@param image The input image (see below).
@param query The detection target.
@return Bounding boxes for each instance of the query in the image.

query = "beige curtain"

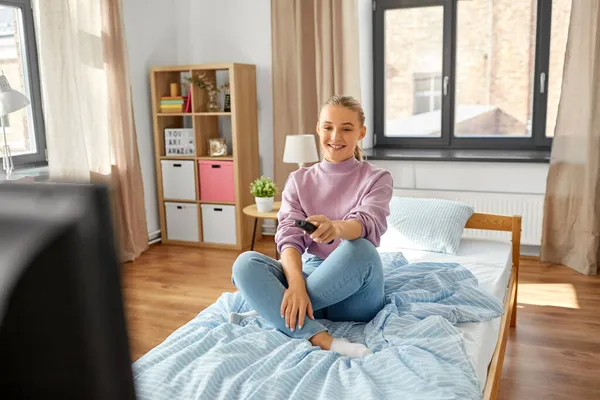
[32,0,148,262]
[541,0,600,275]
[271,0,361,191]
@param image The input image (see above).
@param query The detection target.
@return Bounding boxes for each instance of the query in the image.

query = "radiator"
[392,189,545,246]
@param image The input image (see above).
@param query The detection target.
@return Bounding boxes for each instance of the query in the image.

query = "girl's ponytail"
[354,145,363,161]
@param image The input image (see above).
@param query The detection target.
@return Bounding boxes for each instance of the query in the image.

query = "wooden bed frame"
[466,213,521,400]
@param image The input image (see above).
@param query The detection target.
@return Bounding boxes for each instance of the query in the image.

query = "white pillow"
[380,197,475,255]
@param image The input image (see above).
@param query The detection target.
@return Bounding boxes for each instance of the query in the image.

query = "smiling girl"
[231,95,393,358]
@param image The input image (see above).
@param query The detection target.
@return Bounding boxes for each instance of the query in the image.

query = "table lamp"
[0,73,30,180]
[283,134,319,168]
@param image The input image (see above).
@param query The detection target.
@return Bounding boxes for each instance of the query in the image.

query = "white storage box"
[161,160,196,200]
[165,202,199,242]
[201,204,237,245]
[165,128,195,156]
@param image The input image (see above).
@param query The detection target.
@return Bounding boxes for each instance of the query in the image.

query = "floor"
[122,237,600,400]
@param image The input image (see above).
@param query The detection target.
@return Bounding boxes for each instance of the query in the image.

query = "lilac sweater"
[275,157,393,259]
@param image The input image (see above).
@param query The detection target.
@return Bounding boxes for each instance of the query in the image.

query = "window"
[373,0,572,150]
[413,73,442,115]
[0,0,45,167]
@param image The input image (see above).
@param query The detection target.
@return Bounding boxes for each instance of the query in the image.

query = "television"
[0,182,136,399]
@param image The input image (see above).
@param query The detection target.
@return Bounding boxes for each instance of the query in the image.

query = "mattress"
[379,237,513,390]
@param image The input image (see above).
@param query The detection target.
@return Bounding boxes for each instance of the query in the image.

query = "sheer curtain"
[541,0,600,275]
[271,0,361,191]
[32,0,148,262]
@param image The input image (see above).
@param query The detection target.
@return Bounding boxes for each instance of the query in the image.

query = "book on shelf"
[159,94,191,113]
[185,91,192,113]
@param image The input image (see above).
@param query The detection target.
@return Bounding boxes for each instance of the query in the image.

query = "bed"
[468,213,520,400]
[132,212,520,400]
[386,212,521,400]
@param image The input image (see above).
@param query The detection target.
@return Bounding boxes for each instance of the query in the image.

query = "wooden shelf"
[159,156,234,161]
[197,156,234,161]
[156,112,231,117]
[157,112,193,117]
[163,198,197,203]
[198,200,235,205]
[159,156,196,160]
[151,63,259,250]
[195,112,231,116]
[151,62,255,73]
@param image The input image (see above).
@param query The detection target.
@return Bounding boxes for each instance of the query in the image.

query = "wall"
[123,0,179,237]
[124,0,273,237]
[125,0,273,237]
[177,0,273,180]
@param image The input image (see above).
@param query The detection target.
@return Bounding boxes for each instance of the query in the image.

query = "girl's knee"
[343,238,379,260]
[231,251,262,285]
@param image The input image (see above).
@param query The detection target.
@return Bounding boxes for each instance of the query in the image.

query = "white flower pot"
[255,196,274,213]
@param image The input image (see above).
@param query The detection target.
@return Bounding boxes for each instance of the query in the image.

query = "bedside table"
[243,201,281,259]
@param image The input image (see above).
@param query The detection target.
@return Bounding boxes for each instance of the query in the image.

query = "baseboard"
[520,245,540,257]
[148,230,161,244]
[262,220,276,236]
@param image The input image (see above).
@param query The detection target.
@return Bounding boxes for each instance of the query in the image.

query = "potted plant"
[186,73,230,112]
[250,176,278,212]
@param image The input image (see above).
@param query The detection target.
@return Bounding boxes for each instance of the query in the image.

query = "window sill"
[363,147,551,163]
[0,164,49,182]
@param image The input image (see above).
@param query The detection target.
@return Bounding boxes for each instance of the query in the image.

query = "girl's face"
[316,105,366,163]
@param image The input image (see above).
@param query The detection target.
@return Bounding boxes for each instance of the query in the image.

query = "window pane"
[433,95,441,111]
[0,5,36,156]
[433,76,442,91]
[414,75,431,92]
[385,6,443,137]
[546,0,571,138]
[414,97,430,115]
[454,0,536,138]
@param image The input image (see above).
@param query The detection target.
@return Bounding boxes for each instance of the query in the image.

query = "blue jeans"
[231,238,385,340]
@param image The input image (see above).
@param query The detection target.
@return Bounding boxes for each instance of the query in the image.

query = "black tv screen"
[0,182,136,399]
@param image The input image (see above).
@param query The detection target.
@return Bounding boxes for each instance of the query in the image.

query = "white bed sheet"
[379,238,513,390]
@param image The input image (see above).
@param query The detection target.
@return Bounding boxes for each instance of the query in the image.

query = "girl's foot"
[330,338,372,358]
[310,331,372,358]
[228,310,259,325]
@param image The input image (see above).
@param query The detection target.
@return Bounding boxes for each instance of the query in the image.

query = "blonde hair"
[322,95,366,161]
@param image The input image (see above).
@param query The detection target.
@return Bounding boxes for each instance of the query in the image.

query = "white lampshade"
[283,134,319,166]
[0,74,29,115]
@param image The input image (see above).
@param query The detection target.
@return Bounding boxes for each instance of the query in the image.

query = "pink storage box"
[198,160,235,203]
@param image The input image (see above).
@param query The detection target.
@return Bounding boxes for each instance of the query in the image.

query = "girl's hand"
[307,215,338,244]
[280,282,314,331]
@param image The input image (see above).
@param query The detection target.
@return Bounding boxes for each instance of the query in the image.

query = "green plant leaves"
[250,176,278,198]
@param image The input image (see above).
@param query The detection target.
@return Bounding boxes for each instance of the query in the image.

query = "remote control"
[294,220,334,244]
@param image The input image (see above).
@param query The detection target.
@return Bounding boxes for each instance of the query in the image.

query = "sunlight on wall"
[517,283,580,309]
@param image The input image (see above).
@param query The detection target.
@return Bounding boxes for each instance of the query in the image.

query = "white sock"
[228,310,259,325]
[330,338,372,358]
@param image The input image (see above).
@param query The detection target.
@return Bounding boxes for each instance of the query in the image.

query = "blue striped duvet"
[132,253,503,400]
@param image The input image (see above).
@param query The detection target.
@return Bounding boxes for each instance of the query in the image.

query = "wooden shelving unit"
[156,112,232,116]
[150,63,260,250]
